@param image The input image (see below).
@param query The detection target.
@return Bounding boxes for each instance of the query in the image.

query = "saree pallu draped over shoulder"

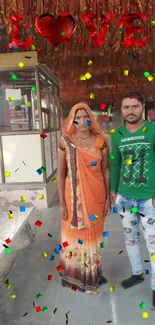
[58,102,107,292]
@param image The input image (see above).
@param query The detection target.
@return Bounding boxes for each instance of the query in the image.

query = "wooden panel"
[0,52,38,69]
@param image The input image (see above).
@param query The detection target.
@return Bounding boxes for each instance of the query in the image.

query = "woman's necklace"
[76,133,91,147]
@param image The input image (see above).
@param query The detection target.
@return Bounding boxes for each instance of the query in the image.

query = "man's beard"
[125,115,142,124]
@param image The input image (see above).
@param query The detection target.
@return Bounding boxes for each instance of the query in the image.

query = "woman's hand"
[104,199,111,217]
[60,203,68,220]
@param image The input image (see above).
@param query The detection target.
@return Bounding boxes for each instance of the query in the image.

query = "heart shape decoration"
[36,13,76,47]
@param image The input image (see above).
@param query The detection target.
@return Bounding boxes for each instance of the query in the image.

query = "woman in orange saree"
[57,102,110,294]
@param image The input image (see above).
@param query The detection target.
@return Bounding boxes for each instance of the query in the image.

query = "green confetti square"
[100,242,105,248]
[144,71,150,77]
[36,293,42,299]
[131,206,138,213]
[109,153,115,160]
[40,166,46,172]
[60,30,65,36]
[32,85,36,91]
[85,83,88,88]
[42,307,48,312]
[139,302,146,309]
[5,247,12,254]
[11,74,18,81]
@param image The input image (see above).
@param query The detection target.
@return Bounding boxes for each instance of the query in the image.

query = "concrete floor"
[0,197,155,325]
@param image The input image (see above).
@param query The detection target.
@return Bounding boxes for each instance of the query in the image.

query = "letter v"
[81,13,116,47]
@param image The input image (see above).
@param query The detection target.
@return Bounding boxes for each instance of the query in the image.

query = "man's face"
[121,97,144,124]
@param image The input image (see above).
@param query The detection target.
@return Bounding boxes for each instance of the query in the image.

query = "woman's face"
[74,109,90,131]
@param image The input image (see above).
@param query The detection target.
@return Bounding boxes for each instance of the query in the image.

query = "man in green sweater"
[110,91,155,307]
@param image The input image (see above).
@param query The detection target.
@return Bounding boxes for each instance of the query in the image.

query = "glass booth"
[0,53,61,193]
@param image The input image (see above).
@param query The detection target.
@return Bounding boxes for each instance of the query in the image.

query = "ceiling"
[0,0,155,106]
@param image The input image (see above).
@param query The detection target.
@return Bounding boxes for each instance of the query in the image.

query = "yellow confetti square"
[125,158,132,165]
[142,126,148,133]
[95,215,99,220]
[87,60,93,66]
[38,194,44,200]
[147,75,154,81]
[26,102,31,107]
[9,96,14,102]
[124,70,129,76]
[10,293,16,298]
[110,129,116,134]
[52,178,57,183]
[142,312,149,319]
[4,171,10,177]
[21,196,26,202]
[109,285,115,292]
[151,20,155,26]
[30,45,36,50]
[80,75,86,80]
[18,61,24,68]
[90,93,95,99]
[152,254,155,261]
[6,284,11,289]
[42,252,48,258]
[85,72,92,80]
[8,213,14,219]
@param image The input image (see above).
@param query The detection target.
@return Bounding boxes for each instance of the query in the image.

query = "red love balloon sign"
[35,13,76,47]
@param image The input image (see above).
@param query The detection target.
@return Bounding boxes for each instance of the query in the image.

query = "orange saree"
[58,103,108,292]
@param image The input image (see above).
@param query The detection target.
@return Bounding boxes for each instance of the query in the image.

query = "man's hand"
[110,192,118,203]
[152,198,155,209]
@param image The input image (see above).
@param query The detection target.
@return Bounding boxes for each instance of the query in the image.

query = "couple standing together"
[57,91,155,306]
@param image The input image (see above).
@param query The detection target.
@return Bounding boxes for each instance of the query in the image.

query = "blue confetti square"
[91,161,97,166]
[113,207,119,213]
[78,239,83,244]
[86,120,91,126]
[57,244,62,251]
[49,255,55,260]
[131,54,135,60]
[48,233,52,237]
[20,206,25,212]
[103,231,109,237]
[12,46,18,51]
[144,269,149,275]
[54,248,60,254]
[73,120,78,124]
[89,214,96,221]
[36,168,42,175]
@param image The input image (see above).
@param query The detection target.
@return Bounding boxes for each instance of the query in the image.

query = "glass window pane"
[48,85,56,129]
[0,69,39,132]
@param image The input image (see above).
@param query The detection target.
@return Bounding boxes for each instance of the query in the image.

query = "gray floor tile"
[0,203,155,325]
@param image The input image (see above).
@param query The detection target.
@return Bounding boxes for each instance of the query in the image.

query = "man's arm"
[110,134,121,194]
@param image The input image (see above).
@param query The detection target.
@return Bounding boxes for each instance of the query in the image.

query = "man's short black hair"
[122,91,145,105]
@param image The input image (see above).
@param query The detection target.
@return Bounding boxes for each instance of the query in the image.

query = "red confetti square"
[71,286,77,291]
[24,24,29,29]
[56,265,63,272]
[40,132,47,139]
[37,48,41,52]
[5,238,11,244]
[100,103,106,110]
[48,275,53,280]
[62,241,69,248]
[78,36,83,41]
[35,220,42,227]
[36,306,41,312]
